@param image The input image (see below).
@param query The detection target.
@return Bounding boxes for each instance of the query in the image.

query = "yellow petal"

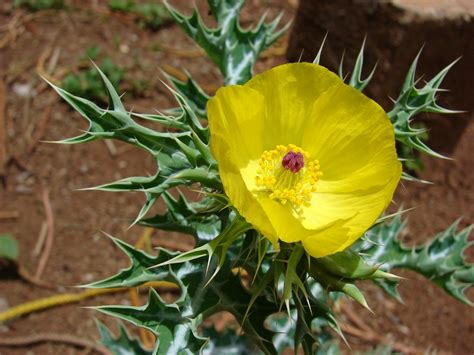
[297,82,402,232]
[256,196,350,243]
[207,85,266,166]
[302,174,400,258]
[301,83,399,193]
[207,85,278,245]
[240,160,349,244]
[246,63,341,148]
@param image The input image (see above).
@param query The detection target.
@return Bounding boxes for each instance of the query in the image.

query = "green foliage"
[203,327,256,355]
[163,72,210,117]
[62,49,124,104]
[314,36,376,92]
[97,320,152,355]
[89,235,281,354]
[108,0,135,11]
[327,40,458,181]
[134,3,172,30]
[109,0,172,30]
[165,0,289,85]
[334,41,459,167]
[140,191,223,246]
[397,122,428,168]
[98,319,257,355]
[13,0,63,11]
[50,62,222,227]
[85,229,363,354]
[338,38,376,92]
[96,289,209,354]
[388,51,460,160]
[359,215,473,305]
[0,234,18,262]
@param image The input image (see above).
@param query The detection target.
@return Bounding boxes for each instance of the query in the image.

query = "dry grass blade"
[0,80,7,180]
[0,333,110,354]
[0,210,19,220]
[34,189,55,281]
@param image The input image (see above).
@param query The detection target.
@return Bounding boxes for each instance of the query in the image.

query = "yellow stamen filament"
[255,144,322,208]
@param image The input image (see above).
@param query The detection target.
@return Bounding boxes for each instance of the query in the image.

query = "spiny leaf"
[160,82,209,141]
[91,61,125,111]
[338,38,376,91]
[140,191,222,246]
[150,214,251,285]
[388,51,461,161]
[163,71,210,118]
[84,236,176,288]
[131,111,189,131]
[89,233,281,354]
[203,327,257,355]
[96,319,152,355]
[361,215,474,305]
[81,149,221,225]
[401,170,433,184]
[268,311,297,353]
[94,289,208,355]
[267,293,343,355]
[165,0,289,85]
[282,245,310,315]
[46,76,189,155]
[308,263,371,311]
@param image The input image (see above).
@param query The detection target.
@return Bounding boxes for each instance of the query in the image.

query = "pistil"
[282,151,304,173]
[255,144,322,208]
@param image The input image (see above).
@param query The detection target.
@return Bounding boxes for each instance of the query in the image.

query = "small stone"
[13,82,35,98]
[0,296,9,311]
[16,171,30,183]
[119,44,130,54]
[15,185,33,193]
[79,164,89,174]
[82,273,95,283]
[120,299,131,306]
[92,233,101,242]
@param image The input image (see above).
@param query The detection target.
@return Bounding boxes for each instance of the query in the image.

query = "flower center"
[255,144,322,208]
[282,151,304,173]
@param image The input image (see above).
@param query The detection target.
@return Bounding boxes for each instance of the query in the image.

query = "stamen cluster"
[255,144,322,208]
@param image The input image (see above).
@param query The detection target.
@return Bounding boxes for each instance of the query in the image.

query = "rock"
[0,296,9,311]
[12,82,35,98]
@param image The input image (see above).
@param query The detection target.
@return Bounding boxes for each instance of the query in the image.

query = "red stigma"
[282,151,304,173]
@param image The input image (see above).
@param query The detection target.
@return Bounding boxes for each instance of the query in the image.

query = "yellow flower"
[207,63,401,258]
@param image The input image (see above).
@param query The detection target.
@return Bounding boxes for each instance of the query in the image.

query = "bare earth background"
[0,0,473,354]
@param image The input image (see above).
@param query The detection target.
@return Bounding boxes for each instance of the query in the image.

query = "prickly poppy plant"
[47,1,473,354]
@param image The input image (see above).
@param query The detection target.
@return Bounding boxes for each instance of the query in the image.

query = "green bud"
[308,263,371,311]
[314,249,378,279]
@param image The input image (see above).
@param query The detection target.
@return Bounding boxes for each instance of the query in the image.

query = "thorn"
[285,299,291,320]
[297,48,305,63]
[313,32,328,65]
